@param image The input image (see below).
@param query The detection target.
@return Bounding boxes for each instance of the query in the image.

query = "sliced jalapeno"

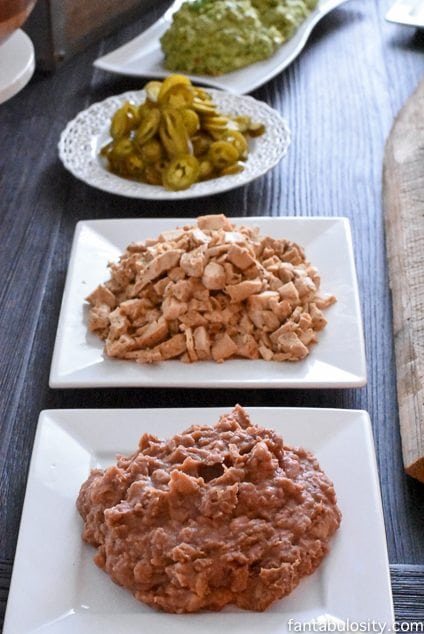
[100,141,114,158]
[163,84,194,109]
[208,140,239,169]
[125,153,145,178]
[191,132,212,156]
[202,114,230,139]
[111,138,134,158]
[144,81,162,103]
[138,100,155,118]
[100,74,265,192]
[192,90,218,115]
[158,74,192,104]
[248,121,266,137]
[220,161,244,176]
[144,163,163,185]
[110,102,137,140]
[181,108,200,136]
[198,158,215,180]
[162,155,200,191]
[140,139,163,163]
[222,130,249,160]
[233,115,251,133]
[159,108,191,157]
[126,103,141,128]
[134,108,161,148]
[158,75,194,109]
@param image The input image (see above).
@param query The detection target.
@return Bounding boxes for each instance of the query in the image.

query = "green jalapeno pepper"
[134,108,161,148]
[162,154,200,190]
[208,140,239,169]
[159,108,191,157]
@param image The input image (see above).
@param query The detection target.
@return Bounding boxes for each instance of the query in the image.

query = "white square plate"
[4,407,394,633]
[49,217,366,388]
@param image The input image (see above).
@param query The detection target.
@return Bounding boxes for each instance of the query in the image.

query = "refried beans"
[77,406,341,613]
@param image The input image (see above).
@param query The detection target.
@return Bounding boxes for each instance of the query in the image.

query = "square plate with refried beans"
[3,407,393,633]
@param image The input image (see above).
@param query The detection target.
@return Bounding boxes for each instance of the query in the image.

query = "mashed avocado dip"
[160,0,318,76]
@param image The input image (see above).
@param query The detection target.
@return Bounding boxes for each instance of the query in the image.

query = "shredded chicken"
[86,215,336,363]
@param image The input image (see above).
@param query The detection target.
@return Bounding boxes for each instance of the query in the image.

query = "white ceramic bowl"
[0,0,37,47]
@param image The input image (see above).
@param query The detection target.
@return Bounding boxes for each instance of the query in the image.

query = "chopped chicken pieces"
[202,261,226,290]
[86,215,336,363]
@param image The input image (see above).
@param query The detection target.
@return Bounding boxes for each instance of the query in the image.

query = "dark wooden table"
[1,0,423,628]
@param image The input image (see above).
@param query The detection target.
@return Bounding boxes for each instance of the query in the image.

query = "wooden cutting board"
[383,78,424,483]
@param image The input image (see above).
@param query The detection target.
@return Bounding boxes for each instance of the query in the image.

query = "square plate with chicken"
[49,216,366,388]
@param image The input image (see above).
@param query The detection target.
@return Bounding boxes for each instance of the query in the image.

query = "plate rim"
[49,215,367,389]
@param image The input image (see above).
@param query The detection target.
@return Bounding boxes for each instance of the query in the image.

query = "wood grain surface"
[384,79,424,483]
[0,0,424,628]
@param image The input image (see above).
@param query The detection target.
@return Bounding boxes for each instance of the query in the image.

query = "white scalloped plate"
[94,0,351,94]
[58,89,290,200]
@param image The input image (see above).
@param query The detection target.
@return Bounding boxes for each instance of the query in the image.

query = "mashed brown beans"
[77,406,341,613]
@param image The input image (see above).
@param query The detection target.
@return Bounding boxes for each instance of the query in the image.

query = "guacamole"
[160,0,318,76]
[252,0,318,41]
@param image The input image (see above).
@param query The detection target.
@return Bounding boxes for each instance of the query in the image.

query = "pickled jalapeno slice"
[163,155,200,190]
[191,132,212,156]
[158,74,192,103]
[144,163,163,185]
[159,108,191,157]
[158,75,194,109]
[181,108,200,136]
[140,139,163,163]
[110,102,137,140]
[220,161,244,176]
[144,81,162,103]
[125,154,145,177]
[209,140,239,169]
[248,121,266,137]
[198,158,215,180]
[99,74,266,191]
[135,108,161,148]
[223,130,249,160]
[111,138,134,158]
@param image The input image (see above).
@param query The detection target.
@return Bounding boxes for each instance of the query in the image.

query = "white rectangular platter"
[49,216,366,388]
[3,407,393,633]
[94,0,351,94]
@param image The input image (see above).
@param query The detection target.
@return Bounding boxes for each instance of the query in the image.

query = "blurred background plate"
[0,0,37,103]
[0,30,35,104]
[386,0,424,27]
